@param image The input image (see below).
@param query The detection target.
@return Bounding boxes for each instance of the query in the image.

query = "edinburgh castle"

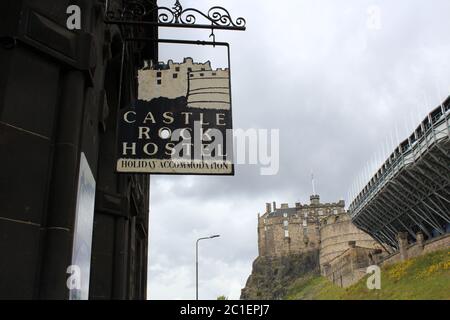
[241,194,382,299]
[257,195,379,261]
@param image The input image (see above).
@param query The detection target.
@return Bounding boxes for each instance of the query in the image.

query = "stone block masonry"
[319,213,381,271]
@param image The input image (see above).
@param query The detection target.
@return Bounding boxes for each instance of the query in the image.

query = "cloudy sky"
[147,0,450,300]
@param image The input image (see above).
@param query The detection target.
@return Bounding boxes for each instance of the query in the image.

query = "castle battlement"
[319,212,351,228]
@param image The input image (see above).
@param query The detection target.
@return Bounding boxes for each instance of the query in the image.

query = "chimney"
[265,203,271,213]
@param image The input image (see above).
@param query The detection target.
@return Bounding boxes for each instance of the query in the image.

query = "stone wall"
[381,233,450,266]
[321,244,385,288]
[322,232,450,288]
[319,213,381,270]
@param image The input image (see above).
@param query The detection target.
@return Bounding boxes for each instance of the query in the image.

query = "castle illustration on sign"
[138,57,231,110]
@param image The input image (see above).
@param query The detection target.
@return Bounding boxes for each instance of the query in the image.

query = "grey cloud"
[148,0,450,299]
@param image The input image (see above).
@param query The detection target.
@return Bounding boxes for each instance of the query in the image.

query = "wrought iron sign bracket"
[105,0,246,44]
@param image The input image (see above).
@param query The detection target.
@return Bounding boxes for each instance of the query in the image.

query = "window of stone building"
[284,230,289,238]
[318,210,323,216]
[156,71,162,78]
[173,73,178,79]
[303,220,307,227]
[264,219,267,224]
[188,67,192,72]
[175,67,180,72]
[304,212,308,218]
[333,209,338,215]
[264,226,267,232]
[283,220,288,227]
[157,79,162,85]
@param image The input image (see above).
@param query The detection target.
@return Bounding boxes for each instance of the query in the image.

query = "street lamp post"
[196,235,220,300]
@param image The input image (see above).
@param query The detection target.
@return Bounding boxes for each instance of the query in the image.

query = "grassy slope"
[285,249,450,300]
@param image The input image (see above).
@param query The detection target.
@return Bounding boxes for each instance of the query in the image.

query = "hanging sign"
[117,58,234,175]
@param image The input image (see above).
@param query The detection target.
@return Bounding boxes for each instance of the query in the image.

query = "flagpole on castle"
[311,172,316,195]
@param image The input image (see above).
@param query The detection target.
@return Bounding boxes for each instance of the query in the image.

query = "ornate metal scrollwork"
[105,0,246,31]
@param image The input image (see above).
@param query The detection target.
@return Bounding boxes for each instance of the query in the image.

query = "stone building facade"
[258,195,346,257]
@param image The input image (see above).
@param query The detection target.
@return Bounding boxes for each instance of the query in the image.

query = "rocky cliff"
[240,250,320,300]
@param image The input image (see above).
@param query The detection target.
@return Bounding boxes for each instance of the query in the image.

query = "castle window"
[284,230,289,238]
[333,209,338,215]
[200,73,204,77]
[283,220,288,227]
[190,74,194,77]
[201,68,206,71]
[188,67,192,72]
[173,73,178,79]
[304,212,308,218]
[303,220,307,227]
[318,210,323,216]
[175,67,180,72]
[212,72,217,76]
[156,72,162,78]
[157,79,162,85]
[264,226,267,232]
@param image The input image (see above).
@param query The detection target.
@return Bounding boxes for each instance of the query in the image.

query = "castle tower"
[310,195,320,205]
